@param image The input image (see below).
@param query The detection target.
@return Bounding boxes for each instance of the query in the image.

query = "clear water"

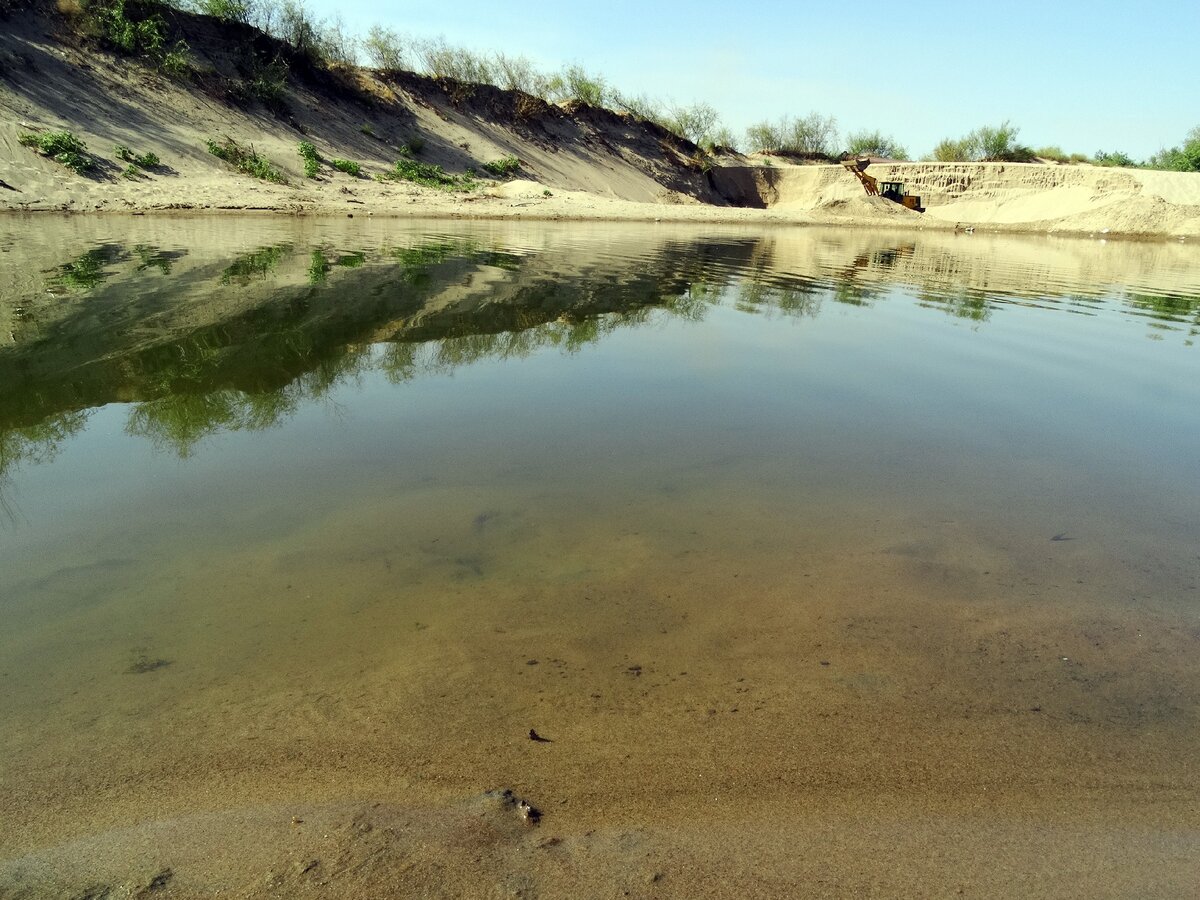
[1,217,1198,896]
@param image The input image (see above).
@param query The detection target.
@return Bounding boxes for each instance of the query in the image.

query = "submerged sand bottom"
[2,476,1197,898]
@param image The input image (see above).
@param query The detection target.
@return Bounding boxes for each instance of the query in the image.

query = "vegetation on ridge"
[16,1,1200,169]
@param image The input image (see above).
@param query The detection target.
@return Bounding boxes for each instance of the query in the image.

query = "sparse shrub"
[159,40,191,79]
[206,136,288,183]
[491,52,541,93]
[845,129,908,160]
[414,36,495,82]
[614,91,664,123]
[19,130,92,173]
[330,158,361,176]
[122,163,141,178]
[931,124,1032,162]
[194,0,251,24]
[542,189,552,197]
[482,155,520,178]
[744,113,838,155]
[931,136,977,161]
[297,140,320,177]
[241,55,289,110]
[552,64,607,106]
[363,25,406,70]
[360,122,375,137]
[665,102,720,146]
[974,121,1034,161]
[400,136,424,155]
[707,126,740,152]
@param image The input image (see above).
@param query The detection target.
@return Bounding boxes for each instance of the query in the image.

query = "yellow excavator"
[842,158,924,212]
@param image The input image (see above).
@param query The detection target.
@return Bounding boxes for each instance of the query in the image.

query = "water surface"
[1,218,1198,897]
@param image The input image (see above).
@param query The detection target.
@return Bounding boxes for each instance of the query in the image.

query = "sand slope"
[1,4,1200,237]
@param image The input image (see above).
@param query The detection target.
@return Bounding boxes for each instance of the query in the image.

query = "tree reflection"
[7,232,1192,475]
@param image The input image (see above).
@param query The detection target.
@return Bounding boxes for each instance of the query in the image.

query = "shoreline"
[1,197,1191,243]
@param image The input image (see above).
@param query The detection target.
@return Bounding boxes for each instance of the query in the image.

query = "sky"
[305,0,1197,159]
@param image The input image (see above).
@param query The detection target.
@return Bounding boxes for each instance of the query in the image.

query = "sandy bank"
[3,6,1199,237]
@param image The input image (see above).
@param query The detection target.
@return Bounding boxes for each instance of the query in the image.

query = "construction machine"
[842,158,924,212]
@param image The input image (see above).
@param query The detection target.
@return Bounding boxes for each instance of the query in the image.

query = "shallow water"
[1,217,1198,897]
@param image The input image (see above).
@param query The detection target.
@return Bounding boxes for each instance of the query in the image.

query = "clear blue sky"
[309,0,1196,159]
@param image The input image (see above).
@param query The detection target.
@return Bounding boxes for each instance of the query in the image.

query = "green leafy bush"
[1094,149,1136,168]
[115,144,159,168]
[330,158,361,176]
[18,130,93,173]
[482,155,520,178]
[206,137,288,184]
[378,158,476,191]
[297,140,320,177]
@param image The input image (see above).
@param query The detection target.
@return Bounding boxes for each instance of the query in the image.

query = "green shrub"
[379,157,476,191]
[360,123,375,137]
[1146,126,1200,172]
[330,158,361,176]
[240,56,289,110]
[194,0,251,23]
[115,144,159,168]
[930,123,1032,162]
[18,130,93,173]
[845,130,908,160]
[974,121,1034,161]
[297,140,320,177]
[122,163,142,179]
[931,136,977,161]
[1094,149,1136,168]
[399,136,424,156]
[482,155,520,178]
[206,136,288,184]
[557,64,607,106]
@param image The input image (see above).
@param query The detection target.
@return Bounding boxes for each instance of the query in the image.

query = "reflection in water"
[5,227,1197,483]
[2,220,1200,895]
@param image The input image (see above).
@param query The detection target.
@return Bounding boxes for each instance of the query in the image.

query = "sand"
[2,7,1200,236]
